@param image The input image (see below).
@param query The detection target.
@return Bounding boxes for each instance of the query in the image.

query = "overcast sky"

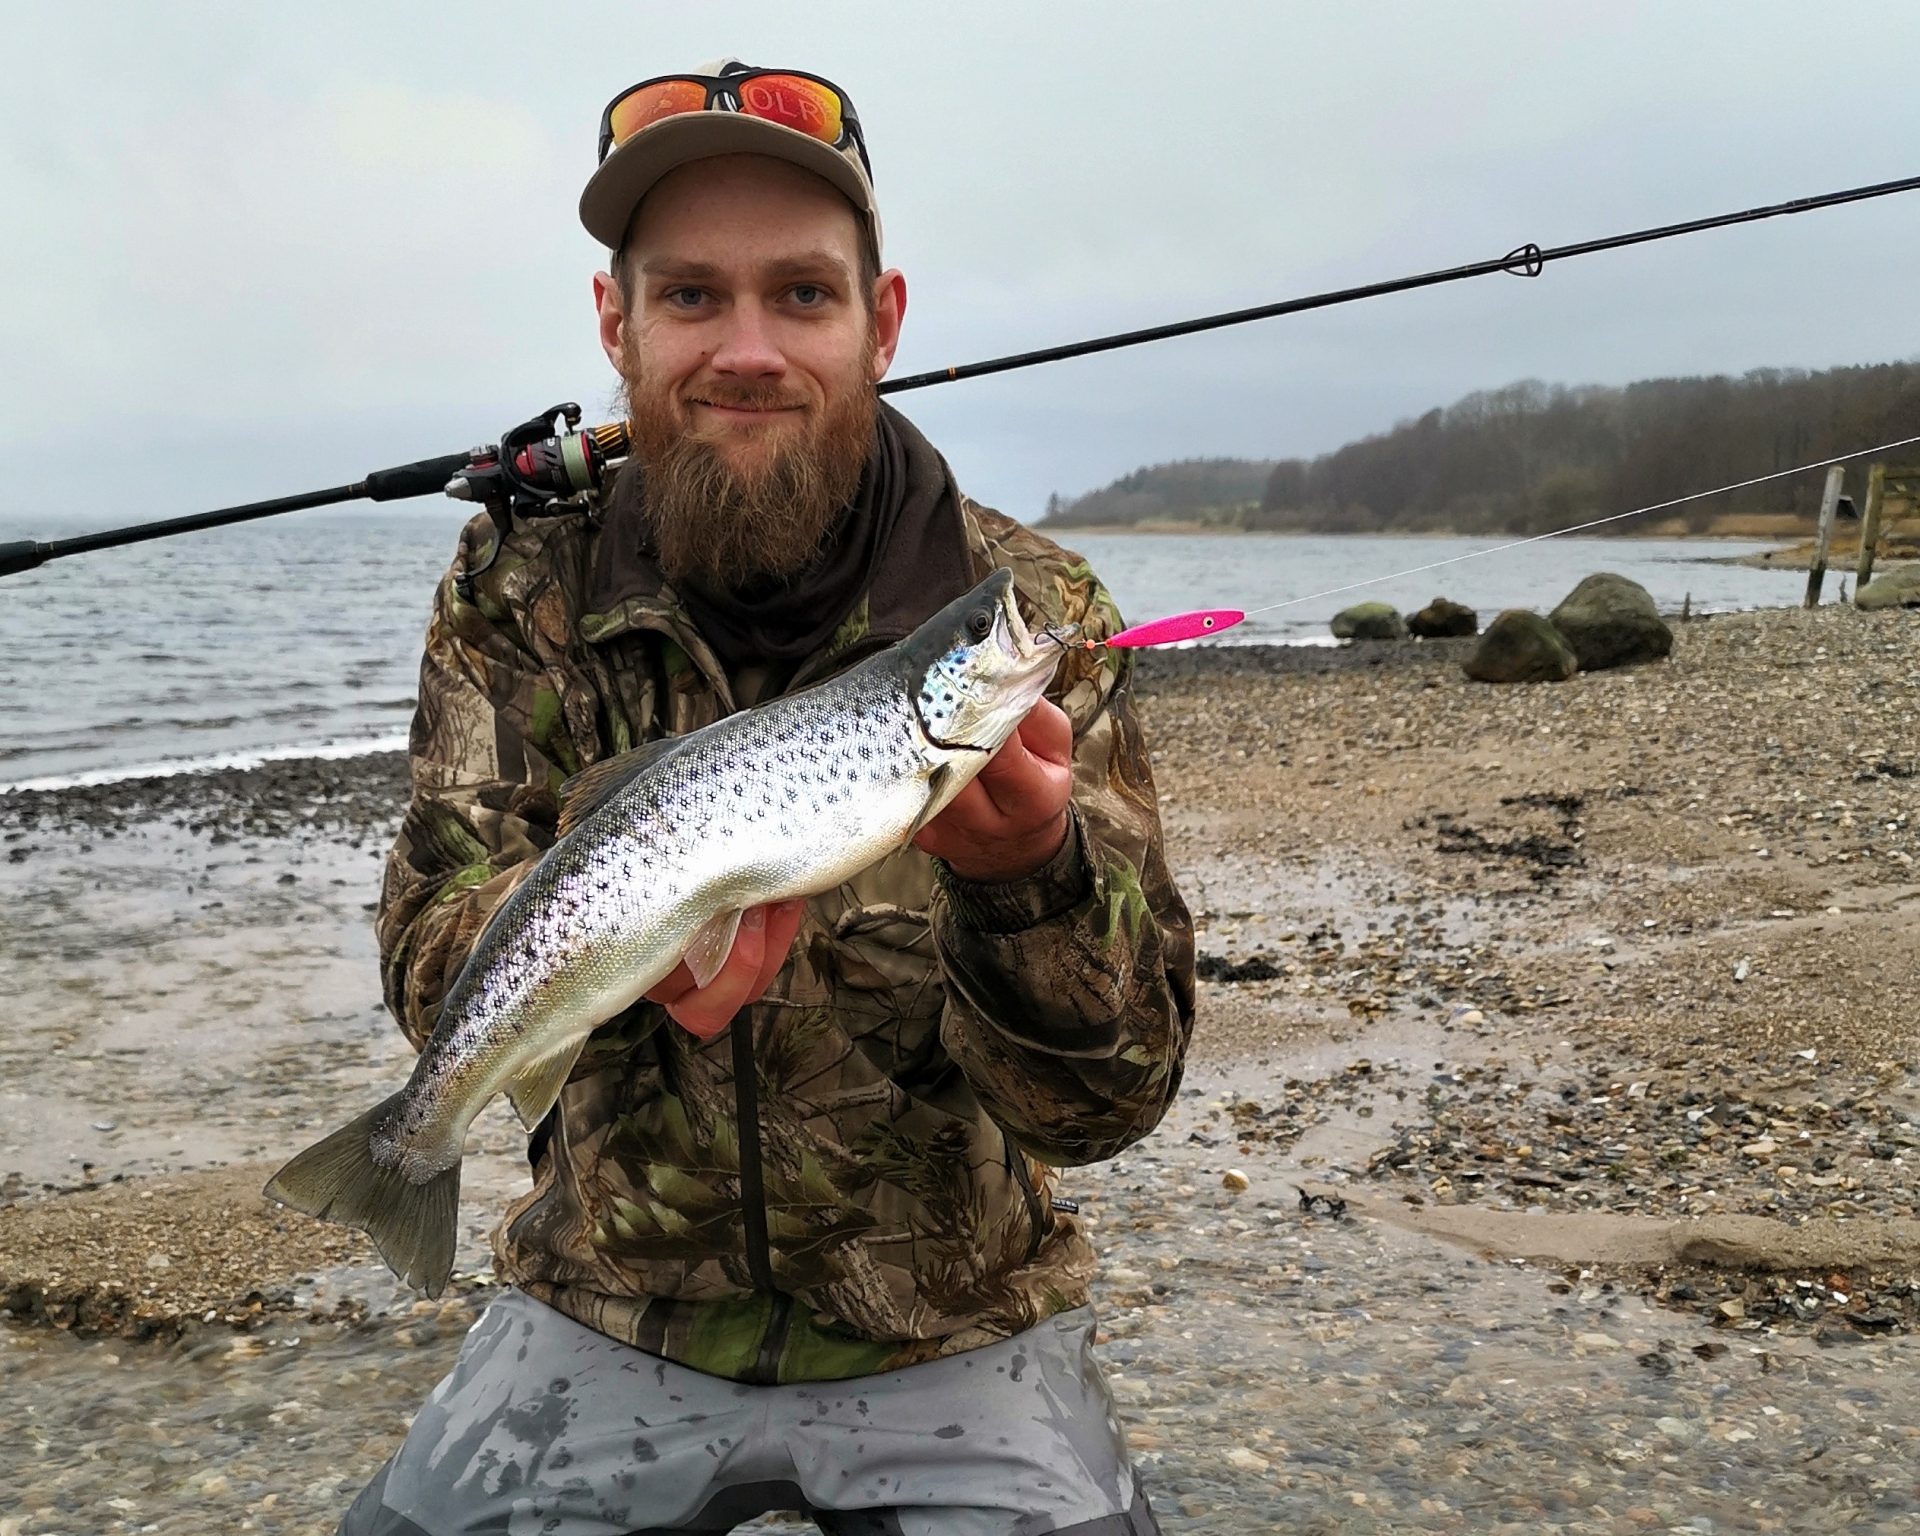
[6,1,1920,531]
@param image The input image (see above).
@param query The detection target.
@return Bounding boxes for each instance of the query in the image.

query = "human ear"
[870,269,907,380]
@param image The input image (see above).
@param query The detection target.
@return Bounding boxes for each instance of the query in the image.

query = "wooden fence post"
[1854,461,1886,595]
[1804,465,1845,608]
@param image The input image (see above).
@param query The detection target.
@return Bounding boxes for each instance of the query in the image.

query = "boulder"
[1462,610,1578,684]
[1330,602,1407,642]
[1407,597,1479,638]
[1549,572,1673,671]
[1856,565,1920,611]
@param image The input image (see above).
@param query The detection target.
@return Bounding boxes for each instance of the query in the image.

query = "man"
[342,59,1194,1536]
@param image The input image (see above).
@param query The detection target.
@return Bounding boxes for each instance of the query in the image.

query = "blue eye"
[790,284,826,306]
[665,287,705,309]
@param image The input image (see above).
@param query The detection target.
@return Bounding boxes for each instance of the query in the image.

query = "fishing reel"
[446,403,631,599]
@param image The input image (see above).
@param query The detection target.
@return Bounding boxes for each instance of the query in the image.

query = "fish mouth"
[1004,590,1080,663]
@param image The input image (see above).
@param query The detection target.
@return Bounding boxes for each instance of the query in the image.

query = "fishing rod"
[4,168,1919,584]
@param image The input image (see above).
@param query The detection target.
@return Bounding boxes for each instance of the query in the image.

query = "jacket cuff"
[936,808,1092,934]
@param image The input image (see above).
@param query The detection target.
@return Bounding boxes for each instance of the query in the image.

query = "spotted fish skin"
[264,569,1059,1295]
[392,661,939,1167]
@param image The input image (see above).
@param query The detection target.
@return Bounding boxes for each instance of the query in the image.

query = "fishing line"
[5,169,1920,580]
[1091,428,1920,648]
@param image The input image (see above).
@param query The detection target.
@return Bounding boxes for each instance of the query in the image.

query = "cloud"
[4,0,1919,527]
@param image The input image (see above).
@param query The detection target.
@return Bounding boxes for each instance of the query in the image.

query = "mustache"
[684,383,812,413]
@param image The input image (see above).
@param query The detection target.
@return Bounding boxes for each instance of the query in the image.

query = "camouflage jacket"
[376,442,1195,1384]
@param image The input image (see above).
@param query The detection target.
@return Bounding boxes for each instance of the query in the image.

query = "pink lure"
[1104,608,1246,648]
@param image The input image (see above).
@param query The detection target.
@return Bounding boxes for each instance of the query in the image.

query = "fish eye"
[966,607,994,641]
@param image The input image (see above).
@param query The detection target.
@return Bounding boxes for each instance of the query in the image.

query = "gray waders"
[338,1289,1161,1535]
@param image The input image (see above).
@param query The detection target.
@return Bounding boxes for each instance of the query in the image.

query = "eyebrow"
[762,250,854,285]
[638,257,722,281]
[637,250,854,286]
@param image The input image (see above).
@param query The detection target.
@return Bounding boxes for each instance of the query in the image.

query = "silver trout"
[264,569,1067,1296]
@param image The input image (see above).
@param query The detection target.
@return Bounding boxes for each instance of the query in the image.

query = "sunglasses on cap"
[597,69,873,180]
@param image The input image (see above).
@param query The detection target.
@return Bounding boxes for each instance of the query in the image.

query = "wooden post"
[1804,465,1845,608]
[1855,461,1886,595]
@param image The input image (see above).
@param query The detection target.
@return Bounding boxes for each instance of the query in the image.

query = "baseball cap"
[580,58,882,260]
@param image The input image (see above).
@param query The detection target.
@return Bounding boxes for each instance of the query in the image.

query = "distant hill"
[1040,361,1920,536]
[1039,457,1277,529]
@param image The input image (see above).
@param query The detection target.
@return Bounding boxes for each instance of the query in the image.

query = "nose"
[708,300,786,381]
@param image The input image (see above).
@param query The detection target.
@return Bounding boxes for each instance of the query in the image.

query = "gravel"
[6,601,1920,1531]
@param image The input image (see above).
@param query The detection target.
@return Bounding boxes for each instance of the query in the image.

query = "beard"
[621,331,878,591]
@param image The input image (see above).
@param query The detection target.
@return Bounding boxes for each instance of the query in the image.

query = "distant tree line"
[1039,457,1276,528]
[1041,361,1920,534]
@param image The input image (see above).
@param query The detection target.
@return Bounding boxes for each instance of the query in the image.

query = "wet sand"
[5,603,1920,1532]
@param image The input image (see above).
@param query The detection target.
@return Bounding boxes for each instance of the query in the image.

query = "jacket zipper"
[1004,1131,1051,1264]
[730,1013,791,1382]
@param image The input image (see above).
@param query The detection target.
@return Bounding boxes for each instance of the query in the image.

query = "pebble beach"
[5,600,1920,1533]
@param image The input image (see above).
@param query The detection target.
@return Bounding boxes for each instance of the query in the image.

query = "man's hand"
[647,900,807,1040]
[914,699,1074,883]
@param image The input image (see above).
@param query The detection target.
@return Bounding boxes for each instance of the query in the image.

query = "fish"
[263,568,1068,1296]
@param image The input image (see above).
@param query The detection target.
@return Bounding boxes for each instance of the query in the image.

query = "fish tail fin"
[263,1092,462,1298]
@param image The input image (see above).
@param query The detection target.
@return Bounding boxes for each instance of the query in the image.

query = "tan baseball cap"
[580,58,882,259]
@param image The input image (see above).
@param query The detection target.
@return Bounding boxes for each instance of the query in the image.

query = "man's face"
[595,154,905,590]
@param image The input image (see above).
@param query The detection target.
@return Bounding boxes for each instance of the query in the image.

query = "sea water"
[0,507,1805,787]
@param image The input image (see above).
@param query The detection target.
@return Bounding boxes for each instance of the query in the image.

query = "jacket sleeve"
[932,619,1197,1168]
[375,545,569,1052]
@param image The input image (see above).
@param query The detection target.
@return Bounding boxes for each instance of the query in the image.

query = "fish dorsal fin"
[683,908,745,989]
[504,1038,588,1131]
[558,737,685,836]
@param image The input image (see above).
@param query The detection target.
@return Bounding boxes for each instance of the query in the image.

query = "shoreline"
[0,603,1797,798]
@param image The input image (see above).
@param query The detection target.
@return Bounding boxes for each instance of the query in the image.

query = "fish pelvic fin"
[503,1039,588,1132]
[262,1092,461,1298]
[683,908,745,990]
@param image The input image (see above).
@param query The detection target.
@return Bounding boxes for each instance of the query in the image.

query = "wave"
[0,732,411,795]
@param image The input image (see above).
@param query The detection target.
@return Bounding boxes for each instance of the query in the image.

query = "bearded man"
[340,59,1193,1536]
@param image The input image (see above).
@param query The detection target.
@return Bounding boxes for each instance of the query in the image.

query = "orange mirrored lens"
[607,79,710,148]
[734,73,842,144]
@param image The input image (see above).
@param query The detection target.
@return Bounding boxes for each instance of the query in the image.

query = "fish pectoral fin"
[904,763,959,843]
[557,736,688,836]
[503,1040,588,1132]
[682,908,745,990]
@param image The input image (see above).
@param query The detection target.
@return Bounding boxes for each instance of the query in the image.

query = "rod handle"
[363,451,475,502]
[0,540,49,578]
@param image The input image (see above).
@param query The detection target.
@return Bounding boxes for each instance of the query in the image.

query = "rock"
[1407,597,1478,638]
[1548,572,1673,671]
[1221,1169,1251,1193]
[1223,1446,1271,1473]
[1855,565,1920,611]
[1461,610,1579,684]
[1331,602,1408,642]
